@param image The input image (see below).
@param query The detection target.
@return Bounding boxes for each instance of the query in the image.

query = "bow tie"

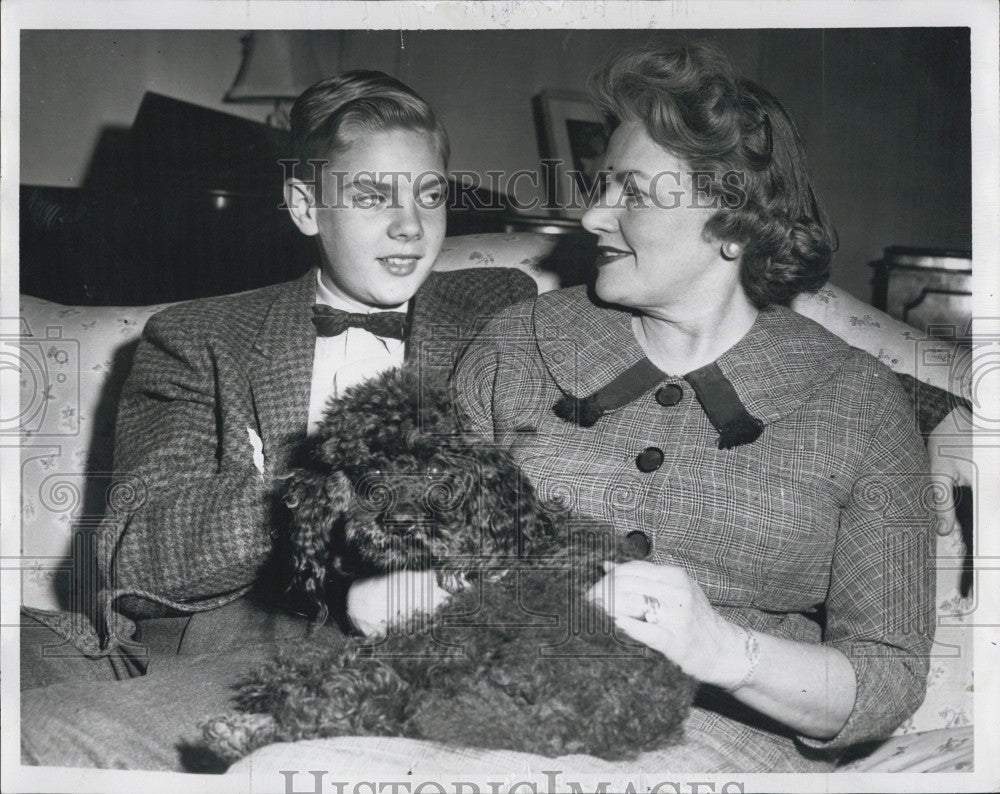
[312,305,411,340]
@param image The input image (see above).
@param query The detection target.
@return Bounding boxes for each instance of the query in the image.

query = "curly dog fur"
[203,367,695,763]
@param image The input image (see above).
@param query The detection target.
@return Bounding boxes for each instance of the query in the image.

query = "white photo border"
[2,3,998,793]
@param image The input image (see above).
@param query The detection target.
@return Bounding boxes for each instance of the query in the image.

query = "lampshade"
[225,31,323,103]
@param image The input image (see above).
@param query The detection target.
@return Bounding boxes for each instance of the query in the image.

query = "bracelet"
[726,627,761,692]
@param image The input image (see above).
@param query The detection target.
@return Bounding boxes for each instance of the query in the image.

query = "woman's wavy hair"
[588,41,835,307]
[290,69,450,167]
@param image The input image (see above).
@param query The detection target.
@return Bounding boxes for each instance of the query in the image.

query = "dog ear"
[283,468,354,624]
[460,446,558,563]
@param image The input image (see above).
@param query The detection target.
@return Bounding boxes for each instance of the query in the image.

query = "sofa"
[17,232,973,778]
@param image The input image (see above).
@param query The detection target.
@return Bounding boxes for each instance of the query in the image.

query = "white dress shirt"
[307,271,407,435]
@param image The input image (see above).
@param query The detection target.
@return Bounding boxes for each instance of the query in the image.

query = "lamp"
[225,31,324,128]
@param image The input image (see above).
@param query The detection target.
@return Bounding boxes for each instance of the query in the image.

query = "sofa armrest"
[18,295,175,610]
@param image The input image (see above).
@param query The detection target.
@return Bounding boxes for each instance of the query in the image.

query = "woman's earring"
[720,242,743,261]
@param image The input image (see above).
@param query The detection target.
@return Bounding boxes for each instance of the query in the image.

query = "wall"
[19,28,971,302]
[21,30,260,187]
[754,28,972,299]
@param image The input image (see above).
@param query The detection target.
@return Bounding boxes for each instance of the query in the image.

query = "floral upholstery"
[18,297,173,612]
[17,233,972,767]
[897,526,974,736]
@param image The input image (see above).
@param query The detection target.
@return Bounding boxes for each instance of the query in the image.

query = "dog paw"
[201,712,277,763]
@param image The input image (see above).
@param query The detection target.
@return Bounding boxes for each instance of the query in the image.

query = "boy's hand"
[927,404,975,536]
[346,570,449,636]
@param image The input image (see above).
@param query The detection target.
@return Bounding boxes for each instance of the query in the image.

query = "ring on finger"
[642,594,661,624]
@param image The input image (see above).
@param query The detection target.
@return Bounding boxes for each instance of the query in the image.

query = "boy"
[21,71,535,753]
[88,70,536,656]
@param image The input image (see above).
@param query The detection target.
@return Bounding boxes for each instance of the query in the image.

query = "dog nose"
[382,513,432,537]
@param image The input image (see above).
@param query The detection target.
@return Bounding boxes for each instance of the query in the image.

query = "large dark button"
[624,530,651,558]
[636,446,664,472]
[655,384,684,406]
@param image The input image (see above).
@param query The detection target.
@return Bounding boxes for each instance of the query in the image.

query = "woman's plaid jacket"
[454,285,935,766]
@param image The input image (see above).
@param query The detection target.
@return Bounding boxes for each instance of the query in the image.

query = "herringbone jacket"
[96,266,536,627]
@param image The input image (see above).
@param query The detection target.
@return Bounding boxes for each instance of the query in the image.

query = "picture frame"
[533,88,608,219]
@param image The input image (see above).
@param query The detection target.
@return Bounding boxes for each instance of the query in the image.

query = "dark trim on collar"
[685,362,764,449]
[550,354,764,449]
[536,288,854,441]
[553,357,665,428]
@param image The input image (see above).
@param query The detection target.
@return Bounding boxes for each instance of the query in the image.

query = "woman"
[453,41,935,772]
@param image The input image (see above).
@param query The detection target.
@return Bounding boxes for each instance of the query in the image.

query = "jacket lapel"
[247,269,318,470]
[406,272,464,374]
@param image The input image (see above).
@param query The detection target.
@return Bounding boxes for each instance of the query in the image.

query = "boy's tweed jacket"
[92,266,536,636]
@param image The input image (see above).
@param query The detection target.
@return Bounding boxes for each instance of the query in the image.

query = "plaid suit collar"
[245,269,320,468]
[535,287,854,431]
[715,303,854,423]
[407,270,523,370]
[533,286,646,397]
[408,271,451,358]
[252,268,320,358]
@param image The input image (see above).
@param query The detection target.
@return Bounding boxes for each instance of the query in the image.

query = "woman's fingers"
[587,575,692,627]
[585,559,740,681]
[590,558,687,589]
[602,589,655,620]
[613,614,669,648]
[597,572,691,605]
[611,560,694,592]
[608,558,670,578]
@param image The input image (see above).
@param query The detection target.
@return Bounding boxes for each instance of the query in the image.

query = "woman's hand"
[346,569,450,637]
[586,559,749,689]
[587,558,857,738]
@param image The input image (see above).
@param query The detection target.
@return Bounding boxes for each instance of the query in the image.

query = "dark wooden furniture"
[21,93,313,305]
[872,246,973,342]
[21,92,575,306]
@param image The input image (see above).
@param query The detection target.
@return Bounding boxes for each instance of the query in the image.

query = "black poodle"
[203,366,695,763]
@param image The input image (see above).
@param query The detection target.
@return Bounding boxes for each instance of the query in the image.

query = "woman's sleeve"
[798,369,936,752]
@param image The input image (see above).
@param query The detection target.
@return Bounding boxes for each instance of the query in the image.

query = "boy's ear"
[285,178,319,237]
